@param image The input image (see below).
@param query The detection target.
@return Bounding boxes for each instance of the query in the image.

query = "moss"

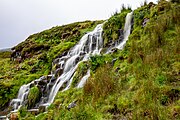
[71,61,89,88]
[27,86,40,108]
[1,1,180,119]
[0,20,103,109]
[43,1,180,119]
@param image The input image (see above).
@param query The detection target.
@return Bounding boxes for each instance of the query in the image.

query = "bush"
[90,55,105,71]
[84,65,118,101]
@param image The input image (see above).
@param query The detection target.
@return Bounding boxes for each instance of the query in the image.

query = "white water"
[10,76,48,111]
[9,11,133,112]
[116,12,133,49]
[10,84,30,111]
[77,69,90,88]
[46,24,103,104]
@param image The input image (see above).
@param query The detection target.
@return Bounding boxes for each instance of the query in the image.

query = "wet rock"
[56,51,68,59]
[119,29,124,36]
[30,83,35,88]
[50,76,56,83]
[53,58,60,66]
[39,76,46,81]
[79,51,86,56]
[55,68,63,77]
[111,48,119,53]
[92,43,96,51]
[38,80,48,86]
[67,100,78,110]
[112,58,117,66]
[92,36,96,44]
[39,105,46,113]
[75,56,80,65]
[47,75,53,81]
[48,83,54,89]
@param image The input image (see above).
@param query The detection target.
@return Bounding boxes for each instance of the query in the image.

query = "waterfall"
[46,24,103,104]
[10,24,103,110]
[77,69,90,88]
[116,12,133,49]
[10,11,133,112]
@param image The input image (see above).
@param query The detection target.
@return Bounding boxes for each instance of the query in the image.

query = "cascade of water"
[47,24,103,104]
[10,11,133,112]
[10,24,103,111]
[10,84,30,111]
[116,12,133,49]
[10,76,46,111]
[77,69,90,88]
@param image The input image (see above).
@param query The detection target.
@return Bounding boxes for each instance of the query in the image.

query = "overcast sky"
[0,0,157,49]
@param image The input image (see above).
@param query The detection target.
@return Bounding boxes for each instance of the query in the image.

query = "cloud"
[0,0,157,49]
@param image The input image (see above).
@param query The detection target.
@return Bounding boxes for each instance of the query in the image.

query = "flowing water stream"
[9,12,133,113]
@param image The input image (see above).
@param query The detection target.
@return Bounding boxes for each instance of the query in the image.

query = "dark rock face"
[54,68,63,78]
[112,58,117,66]
[61,32,71,39]
[107,104,120,115]
[67,100,78,110]
[39,105,46,113]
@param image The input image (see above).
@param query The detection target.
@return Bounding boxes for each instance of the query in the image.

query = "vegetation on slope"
[1,0,179,119]
[0,20,102,112]
[18,1,180,119]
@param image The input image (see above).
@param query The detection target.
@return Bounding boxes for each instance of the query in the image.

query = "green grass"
[0,20,103,111]
[29,1,180,119]
[2,1,180,119]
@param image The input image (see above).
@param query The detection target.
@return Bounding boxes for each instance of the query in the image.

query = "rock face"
[39,105,46,113]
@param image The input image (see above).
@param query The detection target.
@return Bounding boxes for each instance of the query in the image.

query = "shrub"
[84,65,118,101]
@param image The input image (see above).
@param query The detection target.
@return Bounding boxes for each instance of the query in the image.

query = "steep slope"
[0,20,102,114]
[26,1,179,120]
[0,0,179,119]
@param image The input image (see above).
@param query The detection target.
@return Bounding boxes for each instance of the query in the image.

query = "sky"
[0,0,157,49]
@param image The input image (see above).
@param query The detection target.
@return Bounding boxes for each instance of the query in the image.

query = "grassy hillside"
[22,1,179,119]
[0,0,179,119]
[0,20,103,112]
